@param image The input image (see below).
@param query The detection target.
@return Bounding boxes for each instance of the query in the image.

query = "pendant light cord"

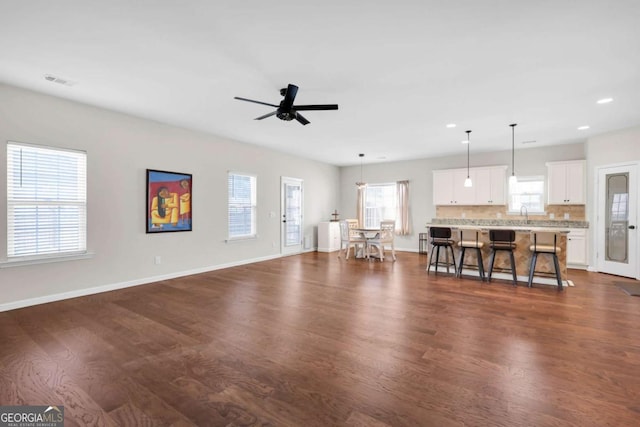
[510,123,517,177]
[466,130,471,177]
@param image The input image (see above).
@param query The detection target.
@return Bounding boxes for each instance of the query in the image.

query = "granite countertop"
[429,218,589,229]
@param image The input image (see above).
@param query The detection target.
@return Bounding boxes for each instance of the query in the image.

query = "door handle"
[629,225,636,230]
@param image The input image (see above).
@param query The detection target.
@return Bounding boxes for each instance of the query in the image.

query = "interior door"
[281,177,304,255]
[597,164,638,278]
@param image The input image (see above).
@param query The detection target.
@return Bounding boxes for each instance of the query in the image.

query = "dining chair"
[366,220,396,261]
[338,220,366,260]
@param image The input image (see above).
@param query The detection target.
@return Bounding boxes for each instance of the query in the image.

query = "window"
[228,172,257,239]
[364,183,397,228]
[508,176,545,213]
[7,142,87,259]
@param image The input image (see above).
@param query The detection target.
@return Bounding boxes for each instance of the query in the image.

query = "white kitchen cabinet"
[566,228,588,268]
[433,170,455,205]
[433,166,506,205]
[317,221,341,252]
[474,166,507,205]
[547,160,586,205]
[453,169,476,205]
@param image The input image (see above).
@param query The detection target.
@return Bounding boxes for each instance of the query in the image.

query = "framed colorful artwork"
[146,169,192,233]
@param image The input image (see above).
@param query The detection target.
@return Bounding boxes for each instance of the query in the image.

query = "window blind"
[7,142,87,258]
[364,183,397,228]
[228,173,256,238]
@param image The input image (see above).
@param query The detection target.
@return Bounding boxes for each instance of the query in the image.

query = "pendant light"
[463,130,472,187]
[356,153,367,188]
[509,123,518,186]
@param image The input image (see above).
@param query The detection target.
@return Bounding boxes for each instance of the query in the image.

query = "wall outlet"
[461,212,466,218]
[154,256,161,265]
[272,241,276,248]
[497,213,502,219]
[564,213,570,220]
[549,213,555,219]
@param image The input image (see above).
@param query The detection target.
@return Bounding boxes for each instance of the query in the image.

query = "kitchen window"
[508,176,545,214]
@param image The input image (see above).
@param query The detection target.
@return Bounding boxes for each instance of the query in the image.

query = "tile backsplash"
[436,204,586,221]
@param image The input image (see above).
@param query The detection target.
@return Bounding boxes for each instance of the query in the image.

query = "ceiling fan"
[234,84,338,125]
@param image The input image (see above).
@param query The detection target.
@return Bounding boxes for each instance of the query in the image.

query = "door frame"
[280,177,304,256]
[594,162,639,279]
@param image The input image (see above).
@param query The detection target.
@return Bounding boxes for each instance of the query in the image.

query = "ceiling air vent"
[521,140,537,145]
[44,74,76,86]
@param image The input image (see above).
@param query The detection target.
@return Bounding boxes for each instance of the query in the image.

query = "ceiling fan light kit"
[234,84,338,126]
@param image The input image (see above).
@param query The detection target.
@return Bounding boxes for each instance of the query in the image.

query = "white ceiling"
[1,1,639,166]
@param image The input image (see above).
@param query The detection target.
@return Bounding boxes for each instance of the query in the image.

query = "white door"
[281,177,304,255]
[596,164,638,278]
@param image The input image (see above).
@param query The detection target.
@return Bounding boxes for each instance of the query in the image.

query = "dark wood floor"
[1,252,639,426]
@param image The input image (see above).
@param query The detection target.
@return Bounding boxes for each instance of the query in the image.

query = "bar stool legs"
[457,246,485,280]
[528,251,563,290]
[428,243,456,274]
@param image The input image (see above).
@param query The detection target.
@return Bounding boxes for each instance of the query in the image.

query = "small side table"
[419,233,429,254]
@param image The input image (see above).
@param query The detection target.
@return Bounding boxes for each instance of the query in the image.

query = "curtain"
[356,184,366,227]
[396,180,410,235]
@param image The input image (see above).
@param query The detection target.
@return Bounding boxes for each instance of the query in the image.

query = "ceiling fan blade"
[292,104,339,111]
[255,111,277,120]
[234,97,279,108]
[295,113,310,125]
[280,84,298,111]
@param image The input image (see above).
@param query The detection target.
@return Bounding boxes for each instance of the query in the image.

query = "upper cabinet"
[474,166,507,205]
[433,166,506,205]
[546,160,586,205]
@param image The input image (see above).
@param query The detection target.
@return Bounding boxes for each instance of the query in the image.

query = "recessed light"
[461,140,469,144]
[446,123,456,128]
[597,98,613,104]
[577,125,590,130]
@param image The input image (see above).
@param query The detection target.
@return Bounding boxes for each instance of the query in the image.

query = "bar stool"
[456,230,485,281]
[528,232,563,291]
[487,229,517,286]
[428,227,456,275]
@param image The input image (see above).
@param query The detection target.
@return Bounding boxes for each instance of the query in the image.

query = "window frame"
[5,141,88,263]
[363,182,397,229]
[227,171,257,241]
[507,175,546,214]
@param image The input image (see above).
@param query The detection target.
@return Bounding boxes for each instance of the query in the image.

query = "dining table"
[351,228,382,258]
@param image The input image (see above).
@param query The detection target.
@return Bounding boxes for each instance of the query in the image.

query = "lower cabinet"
[567,228,588,268]
[318,221,341,252]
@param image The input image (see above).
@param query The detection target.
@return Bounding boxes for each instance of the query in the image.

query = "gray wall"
[339,143,585,251]
[0,84,339,309]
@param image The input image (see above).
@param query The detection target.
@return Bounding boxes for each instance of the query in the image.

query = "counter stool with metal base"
[456,230,485,280]
[487,229,518,286]
[528,232,563,291]
[428,227,456,275]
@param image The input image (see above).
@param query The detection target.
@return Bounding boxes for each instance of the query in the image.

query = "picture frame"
[146,169,192,233]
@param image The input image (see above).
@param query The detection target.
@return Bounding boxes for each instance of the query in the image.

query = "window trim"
[363,182,397,229]
[6,141,88,261]
[507,175,546,214]
[227,171,257,241]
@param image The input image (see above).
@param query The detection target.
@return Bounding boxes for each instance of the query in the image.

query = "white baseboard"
[0,253,283,313]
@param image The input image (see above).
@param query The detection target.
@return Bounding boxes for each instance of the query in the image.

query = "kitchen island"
[425,219,588,287]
